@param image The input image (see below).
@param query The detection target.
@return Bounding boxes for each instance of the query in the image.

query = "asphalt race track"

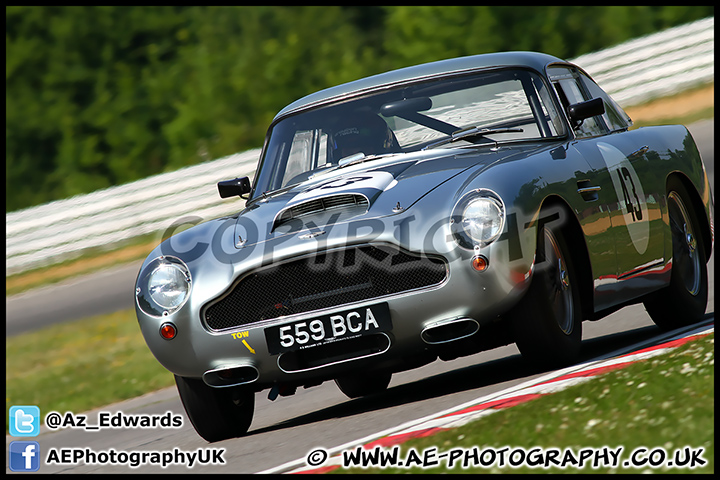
[5,120,714,474]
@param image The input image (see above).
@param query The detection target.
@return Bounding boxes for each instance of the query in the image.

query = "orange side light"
[471,255,489,272]
[160,322,177,340]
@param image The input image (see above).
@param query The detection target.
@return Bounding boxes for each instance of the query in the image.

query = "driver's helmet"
[332,112,397,160]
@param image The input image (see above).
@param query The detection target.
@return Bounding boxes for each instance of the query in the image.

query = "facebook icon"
[9,441,41,472]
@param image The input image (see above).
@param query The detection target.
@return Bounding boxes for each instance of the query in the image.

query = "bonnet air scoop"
[272,193,369,231]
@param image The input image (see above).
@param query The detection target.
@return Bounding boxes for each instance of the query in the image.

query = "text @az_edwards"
[44,410,182,431]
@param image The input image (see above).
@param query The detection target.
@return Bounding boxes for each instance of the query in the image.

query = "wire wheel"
[668,192,702,296]
[543,228,575,335]
[643,179,707,330]
[508,213,582,367]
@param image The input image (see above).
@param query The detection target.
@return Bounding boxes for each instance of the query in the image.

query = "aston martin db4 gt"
[135,51,713,442]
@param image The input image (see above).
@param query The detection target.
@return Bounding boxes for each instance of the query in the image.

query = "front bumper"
[136,223,534,389]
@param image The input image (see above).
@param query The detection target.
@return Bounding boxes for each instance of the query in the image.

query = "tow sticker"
[231,331,256,354]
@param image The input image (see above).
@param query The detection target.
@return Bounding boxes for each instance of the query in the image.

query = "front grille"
[203,245,447,331]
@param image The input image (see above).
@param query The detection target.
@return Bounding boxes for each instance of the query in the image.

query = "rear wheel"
[174,375,254,442]
[335,371,391,399]
[508,220,582,367]
[643,180,708,330]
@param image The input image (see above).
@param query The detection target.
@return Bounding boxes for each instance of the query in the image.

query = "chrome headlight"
[136,256,191,317]
[452,189,506,249]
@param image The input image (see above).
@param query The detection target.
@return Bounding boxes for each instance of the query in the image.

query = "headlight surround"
[452,189,506,249]
[136,256,192,317]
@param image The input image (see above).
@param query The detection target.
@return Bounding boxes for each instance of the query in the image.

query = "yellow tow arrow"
[242,339,256,354]
[231,331,256,354]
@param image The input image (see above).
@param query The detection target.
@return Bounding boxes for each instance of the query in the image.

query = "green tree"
[160,6,376,169]
[5,6,713,212]
[6,6,193,209]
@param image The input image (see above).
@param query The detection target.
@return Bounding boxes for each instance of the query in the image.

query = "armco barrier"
[5,17,714,275]
[572,17,713,106]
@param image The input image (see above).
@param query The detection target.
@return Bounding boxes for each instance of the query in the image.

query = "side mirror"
[567,97,605,126]
[218,177,251,198]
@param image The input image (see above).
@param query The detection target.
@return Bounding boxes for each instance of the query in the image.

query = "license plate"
[265,303,391,355]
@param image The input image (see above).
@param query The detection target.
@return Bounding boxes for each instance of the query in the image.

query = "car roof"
[274,51,567,122]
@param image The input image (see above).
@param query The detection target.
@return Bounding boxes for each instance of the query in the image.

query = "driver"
[332,112,399,161]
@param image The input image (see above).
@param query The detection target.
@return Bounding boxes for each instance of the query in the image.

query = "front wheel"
[508,222,582,367]
[643,180,708,330]
[175,375,254,443]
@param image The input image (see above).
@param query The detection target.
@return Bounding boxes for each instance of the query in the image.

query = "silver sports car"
[135,51,713,442]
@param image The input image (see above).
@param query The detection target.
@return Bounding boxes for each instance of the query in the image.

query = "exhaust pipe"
[421,317,479,344]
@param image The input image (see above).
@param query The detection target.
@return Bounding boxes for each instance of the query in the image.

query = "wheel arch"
[537,194,594,321]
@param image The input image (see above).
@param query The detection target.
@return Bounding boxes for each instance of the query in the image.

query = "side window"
[548,66,605,138]
[578,72,632,132]
[532,74,566,137]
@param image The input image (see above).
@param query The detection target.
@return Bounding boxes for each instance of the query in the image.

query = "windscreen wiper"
[423,126,524,150]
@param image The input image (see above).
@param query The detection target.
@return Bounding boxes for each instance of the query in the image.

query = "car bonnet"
[233,148,513,249]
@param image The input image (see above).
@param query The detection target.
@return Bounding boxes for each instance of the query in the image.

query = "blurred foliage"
[5,6,713,212]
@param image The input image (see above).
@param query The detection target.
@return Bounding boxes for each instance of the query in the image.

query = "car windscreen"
[251,68,565,199]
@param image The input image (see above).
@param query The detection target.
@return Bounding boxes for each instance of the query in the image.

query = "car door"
[549,66,665,310]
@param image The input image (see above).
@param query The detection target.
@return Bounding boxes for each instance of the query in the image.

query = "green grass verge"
[334,333,714,474]
[5,308,175,431]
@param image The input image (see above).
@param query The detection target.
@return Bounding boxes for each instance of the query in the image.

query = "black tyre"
[335,371,392,399]
[174,375,254,443]
[643,180,708,330]
[508,220,582,367]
